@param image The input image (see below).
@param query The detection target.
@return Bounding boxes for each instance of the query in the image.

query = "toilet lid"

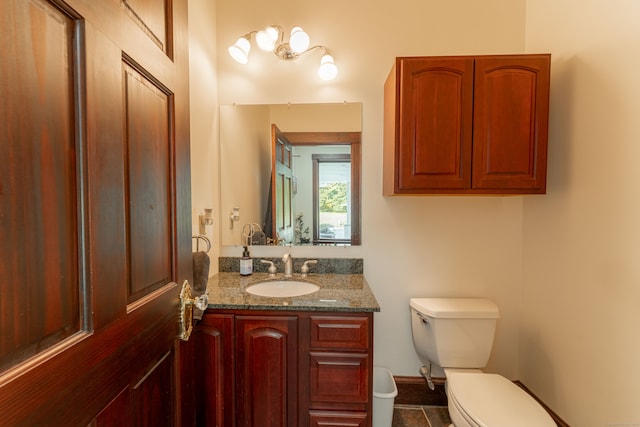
[447,373,556,427]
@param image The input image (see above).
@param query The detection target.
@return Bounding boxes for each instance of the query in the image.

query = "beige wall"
[523,1,640,425]
[196,0,527,382]
[219,105,271,246]
[189,0,219,270]
[190,1,640,424]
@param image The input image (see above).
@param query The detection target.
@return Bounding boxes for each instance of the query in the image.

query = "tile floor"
[392,404,451,427]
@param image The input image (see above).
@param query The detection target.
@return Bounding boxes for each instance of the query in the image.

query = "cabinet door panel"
[397,57,474,190]
[309,352,369,405]
[309,410,368,427]
[194,314,234,427]
[472,55,550,191]
[310,316,369,350]
[236,316,298,427]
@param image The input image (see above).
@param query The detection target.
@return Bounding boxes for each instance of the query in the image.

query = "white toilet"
[409,298,556,427]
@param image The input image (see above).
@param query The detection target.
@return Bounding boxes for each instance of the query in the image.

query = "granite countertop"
[205,272,380,312]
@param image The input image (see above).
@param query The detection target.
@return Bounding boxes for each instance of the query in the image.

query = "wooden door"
[235,315,299,427]
[396,57,474,191]
[271,125,294,244]
[472,55,550,192]
[0,0,192,425]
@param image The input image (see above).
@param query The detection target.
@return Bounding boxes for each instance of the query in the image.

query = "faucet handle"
[260,259,277,276]
[300,259,318,277]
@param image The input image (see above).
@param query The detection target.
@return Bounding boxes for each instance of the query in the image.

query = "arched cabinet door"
[236,315,299,427]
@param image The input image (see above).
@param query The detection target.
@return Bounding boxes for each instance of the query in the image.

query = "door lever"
[179,280,208,341]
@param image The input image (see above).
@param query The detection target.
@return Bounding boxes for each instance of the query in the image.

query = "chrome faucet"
[282,253,293,277]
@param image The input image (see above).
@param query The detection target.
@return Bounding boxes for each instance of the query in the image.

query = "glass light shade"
[228,37,250,64]
[318,54,338,80]
[256,26,279,51]
[289,26,310,53]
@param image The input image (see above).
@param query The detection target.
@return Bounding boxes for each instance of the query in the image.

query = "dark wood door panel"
[0,0,82,373]
[121,0,173,57]
[85,17,129,328]
[0,287,178,426]
[132,350,176,426]
[124,61,175,302]
[0,0,192,423]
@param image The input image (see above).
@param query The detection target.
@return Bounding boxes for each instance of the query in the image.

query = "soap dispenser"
[240,246,253,276]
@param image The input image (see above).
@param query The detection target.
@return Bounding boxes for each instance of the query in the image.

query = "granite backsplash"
[218,257,363,275]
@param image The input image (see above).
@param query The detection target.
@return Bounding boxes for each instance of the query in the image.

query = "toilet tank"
[410,298,500,368]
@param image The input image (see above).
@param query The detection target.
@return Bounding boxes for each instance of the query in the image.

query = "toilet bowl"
[409,298,556,427]
[446,371,556,427]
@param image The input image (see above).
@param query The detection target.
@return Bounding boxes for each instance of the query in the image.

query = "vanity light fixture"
[228,25,338,81]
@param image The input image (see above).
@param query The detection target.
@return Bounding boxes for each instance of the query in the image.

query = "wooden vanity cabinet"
[195,310,373,427]
[308,315,372,426]
[383,54,550,195]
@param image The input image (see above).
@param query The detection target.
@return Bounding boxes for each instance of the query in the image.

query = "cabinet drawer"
[310,316,369,349]
[309,410,367,427]
[310,352,369,404]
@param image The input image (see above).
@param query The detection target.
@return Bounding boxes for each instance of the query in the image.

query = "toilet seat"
[447,372,556,427]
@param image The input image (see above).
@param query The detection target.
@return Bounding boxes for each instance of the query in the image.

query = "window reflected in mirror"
[313,154,352,245]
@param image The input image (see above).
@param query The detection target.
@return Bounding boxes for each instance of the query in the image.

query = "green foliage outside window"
[319,182,348,213]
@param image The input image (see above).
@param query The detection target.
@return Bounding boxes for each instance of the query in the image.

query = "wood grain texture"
[0,0,192,424]
[383,54,550,195]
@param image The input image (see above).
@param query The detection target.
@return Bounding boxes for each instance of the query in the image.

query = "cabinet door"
[396,57,474,191]
[193,314,235,427]
[309,352,369,406]
[472,55,550,192]
[309,410,368,427]
[310,315,369,350]
[236,315,299,427]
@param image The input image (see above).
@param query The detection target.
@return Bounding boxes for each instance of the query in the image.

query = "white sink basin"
[246,280,320,298]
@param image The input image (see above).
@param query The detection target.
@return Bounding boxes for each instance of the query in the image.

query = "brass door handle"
[179,280,208,341]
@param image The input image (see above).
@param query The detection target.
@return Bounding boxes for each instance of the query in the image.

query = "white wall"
[189,0,219,270]
[212,0,528,382]
[523,1,640,425]
[190,1,640,423]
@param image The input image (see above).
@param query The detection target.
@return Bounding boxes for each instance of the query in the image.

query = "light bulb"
[289,26,310,53]
[256,26,279,52]
[318,54,338,80]
[228,37,250,64]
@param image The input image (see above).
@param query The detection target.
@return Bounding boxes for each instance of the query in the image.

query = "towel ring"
[192,234,211,253]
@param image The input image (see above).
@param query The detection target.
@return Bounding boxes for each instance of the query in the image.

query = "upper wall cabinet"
[383,54,550,195]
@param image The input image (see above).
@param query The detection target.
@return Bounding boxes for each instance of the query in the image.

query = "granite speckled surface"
[206,272,380,312]
[218,257,363,274]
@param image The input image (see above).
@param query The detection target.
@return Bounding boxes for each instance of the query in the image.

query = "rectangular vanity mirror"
[220,102,362,247]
